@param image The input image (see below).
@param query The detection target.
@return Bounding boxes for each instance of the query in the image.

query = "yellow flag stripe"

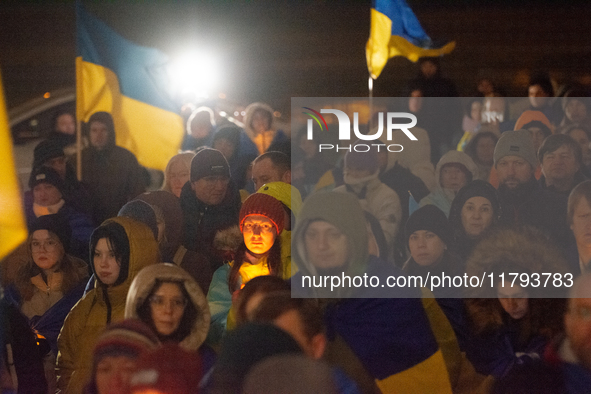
[76,58,184,171]
[0,69,28,260]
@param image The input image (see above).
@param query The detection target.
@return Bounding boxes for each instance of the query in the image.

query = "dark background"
[1,0,590,115]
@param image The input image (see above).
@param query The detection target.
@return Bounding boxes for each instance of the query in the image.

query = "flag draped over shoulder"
[76,3,183,171]
[0,69,27,260]
[366,0,456,79]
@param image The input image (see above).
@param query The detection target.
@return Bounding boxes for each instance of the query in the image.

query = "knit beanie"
[118,200,159,240]
[29,214,72,253]
[93,319,160,361]
[29,166,65,193]
[406,205,452,247]
[448,180,500,234]
[493,129,538,169]
[33,139,65,170]
[239,193,285,234]
[190,148,230,182]
[344,141,379,174]
[129,343,201,394]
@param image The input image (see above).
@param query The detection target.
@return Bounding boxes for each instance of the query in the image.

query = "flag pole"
[75,56,82,181]
[368,75,374,132]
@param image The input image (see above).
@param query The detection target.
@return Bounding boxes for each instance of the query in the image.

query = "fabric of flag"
[0,69,28,261]
[366,0,456,79]
[76,3,184,171]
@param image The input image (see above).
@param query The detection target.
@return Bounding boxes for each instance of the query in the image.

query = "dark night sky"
[1,1,590,114]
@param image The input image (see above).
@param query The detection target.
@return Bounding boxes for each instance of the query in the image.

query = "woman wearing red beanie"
[206,192,286,345]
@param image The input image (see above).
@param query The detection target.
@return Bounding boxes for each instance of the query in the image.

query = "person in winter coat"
[538,133,588,195]
[464,227,569,380]
[243,102,290,156]
[212,125,259,190]
[56,216,160,394]
[180,148,241,272]
[412,150,478,217]
[181,106,216,151]
[207,193,287,344]
[84,319,160,394]
[334,142,402,262]
[448,180,501,262]
[26,166,95,262]
[125,263,211,357]
[464,131,498,182]
[565,180,591,276]
[492,273,591,394]
[560,123,591,171]
[290,191,456,393]
[161,152,195,199]
[81,111,145,225]
[5,215,88,393]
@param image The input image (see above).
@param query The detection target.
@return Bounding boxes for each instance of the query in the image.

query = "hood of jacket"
[514,110,553,131]
[94,216,161,306]
[257,181,302,217]
[465,226,569,299]
[125,263,211,351]
[435,150,478,190]
[135,191,183,261]
[243,102,275,140]
[85,111,117,152]
[293,192,368,287]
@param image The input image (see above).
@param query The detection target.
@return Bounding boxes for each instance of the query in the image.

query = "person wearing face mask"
[412,150,478,218]
[448,180,501,262]
[206,193,286,344]
[125,263,214,371]
[56,217,160,394]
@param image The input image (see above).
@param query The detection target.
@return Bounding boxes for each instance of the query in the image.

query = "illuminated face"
[496,156,534,190]
[497,282,529,320]
[440,163,468,192]
[213,138,236,161]
[571,198,591,249]
[95,355,136,394]
[31,230,62,271]
[149,282,186,337]
[191,175,229,206]
[252,158,286,191]
[565,297,591,370]
[33,182,62,206]
[168,160,190,198]
[56,113,76,135]
[408,230,446,267]
[45,156,67,179]
[89,121,110,150]
[461,197,494,238]
[475,136,496,165]
[565,99,587,124]
[93,238,121,286]
[568,128,591,165]
[528,84,550,108]
[542,145,579,182]
[251,109,271,134]
[304,221,349,270]
[242,215,277,255]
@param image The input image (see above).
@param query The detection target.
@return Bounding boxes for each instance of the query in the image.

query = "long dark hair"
[227,237,282,293]
[137,280,197,343]
[89,222,130,286]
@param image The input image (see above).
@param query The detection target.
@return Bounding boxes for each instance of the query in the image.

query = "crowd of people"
[1,60,591,393]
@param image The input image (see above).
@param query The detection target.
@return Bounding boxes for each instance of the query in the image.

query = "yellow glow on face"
[243,215,277,254]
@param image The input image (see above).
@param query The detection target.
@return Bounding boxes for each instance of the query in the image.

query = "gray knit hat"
[493,129,538,169]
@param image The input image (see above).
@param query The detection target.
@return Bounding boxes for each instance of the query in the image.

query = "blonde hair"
[162,152,195,193]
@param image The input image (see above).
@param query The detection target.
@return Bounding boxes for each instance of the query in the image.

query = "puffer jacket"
[56,217,160,394]
[124,263,210,352]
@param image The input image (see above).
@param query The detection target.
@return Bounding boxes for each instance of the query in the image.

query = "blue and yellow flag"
[0,69,28,260]
[76,3,184,171]
[366,0,456,79]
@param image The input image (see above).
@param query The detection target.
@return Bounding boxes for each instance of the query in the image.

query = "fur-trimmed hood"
[465,226,570,299]
[125,263,211,352]
[243,102,275,140]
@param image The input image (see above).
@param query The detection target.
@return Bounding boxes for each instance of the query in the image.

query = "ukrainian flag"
[76,3,184,171]
[366,0,456,79]
[0,69,28,260]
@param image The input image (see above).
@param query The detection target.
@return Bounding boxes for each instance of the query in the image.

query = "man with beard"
[494,129,571,249]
